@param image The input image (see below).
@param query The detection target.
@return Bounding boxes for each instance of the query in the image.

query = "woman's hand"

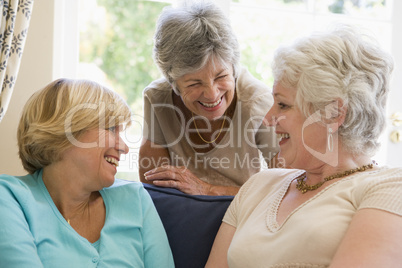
[144,165,213,195]
[139,140,240,195]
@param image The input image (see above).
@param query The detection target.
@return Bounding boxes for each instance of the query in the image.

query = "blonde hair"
[18,78,132,173]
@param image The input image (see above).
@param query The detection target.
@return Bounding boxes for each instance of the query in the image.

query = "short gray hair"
[272,25,394,156]
[153,0,240,94]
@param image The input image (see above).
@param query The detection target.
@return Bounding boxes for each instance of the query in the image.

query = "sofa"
[143,183,234,268]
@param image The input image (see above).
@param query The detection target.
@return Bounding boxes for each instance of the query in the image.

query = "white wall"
[386,0,402,167]
[0,0,56,175]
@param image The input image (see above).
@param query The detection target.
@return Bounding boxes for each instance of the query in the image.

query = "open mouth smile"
[198,96,223,108]
[105,156,119,167]
[277,133,290,145]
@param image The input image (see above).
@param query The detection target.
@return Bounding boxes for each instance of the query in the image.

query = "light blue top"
[0,169,174,268]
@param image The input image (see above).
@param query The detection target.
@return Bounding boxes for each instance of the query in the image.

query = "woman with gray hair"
[139,1,279,195]
[206,25,402,267]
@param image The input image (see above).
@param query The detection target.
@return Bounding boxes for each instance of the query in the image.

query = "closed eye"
[188,82,201,88]
[107,126,117,133]
[216,74,228,80]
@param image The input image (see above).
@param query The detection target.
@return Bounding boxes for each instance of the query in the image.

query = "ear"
[324,98,347,132]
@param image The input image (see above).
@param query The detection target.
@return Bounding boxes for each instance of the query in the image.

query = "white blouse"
[223,167,402,268]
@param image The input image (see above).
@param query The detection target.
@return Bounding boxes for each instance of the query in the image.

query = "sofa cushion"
[143,183,234,268]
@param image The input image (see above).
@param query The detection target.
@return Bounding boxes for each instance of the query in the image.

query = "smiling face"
[61,125,129,190]
[265,82,327,169]
[175,58,236,121]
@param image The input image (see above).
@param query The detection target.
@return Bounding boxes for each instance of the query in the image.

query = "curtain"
[0,0,34,123]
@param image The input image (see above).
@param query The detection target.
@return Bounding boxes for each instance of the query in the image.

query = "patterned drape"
[0,0,34,123]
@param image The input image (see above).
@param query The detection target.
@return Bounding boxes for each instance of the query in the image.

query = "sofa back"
[143,184,234,268]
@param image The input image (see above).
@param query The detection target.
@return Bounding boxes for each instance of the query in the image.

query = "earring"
[328,127,334,152]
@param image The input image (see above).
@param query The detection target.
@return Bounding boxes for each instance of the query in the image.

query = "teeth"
[199,97,222,108]
[278,133,290,140]
[105,156,119,167]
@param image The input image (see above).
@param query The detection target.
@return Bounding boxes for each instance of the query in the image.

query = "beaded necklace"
[296,162,374,194]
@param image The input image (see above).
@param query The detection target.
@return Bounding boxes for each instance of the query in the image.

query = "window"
[78,0,397,180]
[230,0,393,87]
[79,0,174,180]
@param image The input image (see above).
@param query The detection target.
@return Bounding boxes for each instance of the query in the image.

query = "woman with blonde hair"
[0,79,174,267]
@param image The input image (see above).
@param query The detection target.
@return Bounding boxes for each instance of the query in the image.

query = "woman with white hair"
[206,26,402,267]
[140,1,279,195]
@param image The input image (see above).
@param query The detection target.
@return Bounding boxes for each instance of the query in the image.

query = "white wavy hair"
[272,25,394,156]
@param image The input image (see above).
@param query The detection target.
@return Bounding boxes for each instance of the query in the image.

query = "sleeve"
[139,185,175,268]
[354,169,402,216]
[142,88,166,145]
[0,177,44,267]
[222,176,255,228]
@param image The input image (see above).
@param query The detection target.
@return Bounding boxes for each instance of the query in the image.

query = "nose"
[116,134,129,155]
[203,83,220,100]
[264,107,277,127]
